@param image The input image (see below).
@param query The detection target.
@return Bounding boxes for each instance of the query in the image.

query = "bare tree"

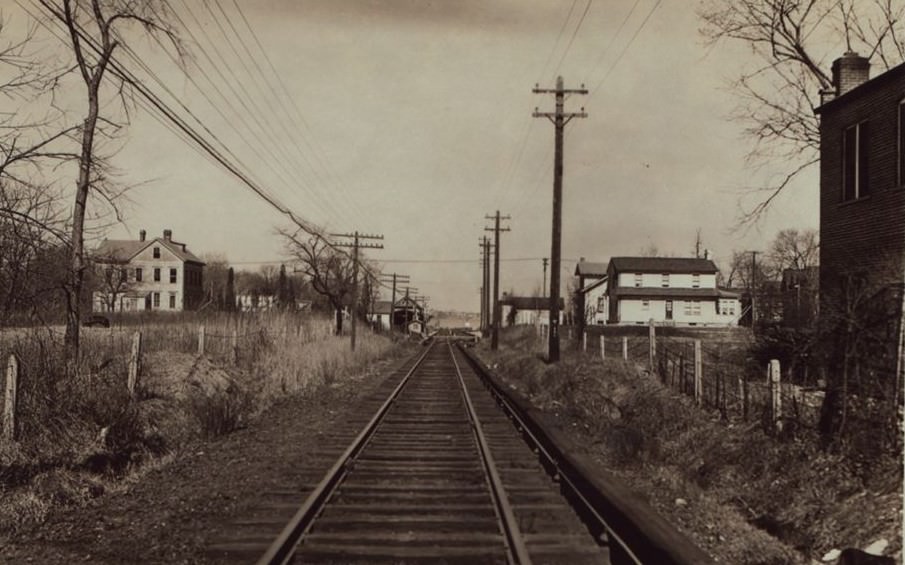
[699,0,905,225]
[767,228,819,272]
[280,229,355,335]
[28,0,182,364]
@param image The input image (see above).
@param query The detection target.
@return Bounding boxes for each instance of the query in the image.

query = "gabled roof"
[499,296,565,310]
[574,261,608,277]
[93,237,204,265]
[609,256,718,274]
[579,276,607,294]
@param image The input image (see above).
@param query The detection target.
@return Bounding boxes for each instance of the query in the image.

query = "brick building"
[815,53,905,384]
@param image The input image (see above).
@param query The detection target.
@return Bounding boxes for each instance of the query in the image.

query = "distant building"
[574,258,609,328]
[368,296,424,332]
[605,257,740,326]
[92,229,204,313]
[814,53,905,378]
[499,295,565,327]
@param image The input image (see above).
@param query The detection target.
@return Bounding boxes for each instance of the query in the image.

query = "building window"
[842,121,869,201]
[169,294,176,309]
[154,268,161,282]
[135,268,142,282]
[692,273,700,288]
[153,246,160,259]
[641,300,650,310]
[153,292,160,309]
[170,268,177,284]
[634,273,642,287]
[661,273,670,288]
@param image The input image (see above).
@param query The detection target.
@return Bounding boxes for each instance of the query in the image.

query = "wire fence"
[582,328,829,435]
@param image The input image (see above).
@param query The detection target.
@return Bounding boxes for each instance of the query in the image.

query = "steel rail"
[459,344,716,565]
[447,342,533,565]
[256,342,436,565]
[459,343,640,562]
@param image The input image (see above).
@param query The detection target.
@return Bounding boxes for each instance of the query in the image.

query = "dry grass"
[480,326,903,564]
[0,312,401,534]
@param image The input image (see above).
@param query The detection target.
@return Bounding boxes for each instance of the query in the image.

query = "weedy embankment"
[478,326,902,565]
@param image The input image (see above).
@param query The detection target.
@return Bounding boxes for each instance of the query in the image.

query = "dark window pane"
[843,125,857,201]
[859,120,869,196]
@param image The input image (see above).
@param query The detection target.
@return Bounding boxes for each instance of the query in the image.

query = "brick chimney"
[163,229,172,241]
[832,51,870,96]
[139,229,146,242]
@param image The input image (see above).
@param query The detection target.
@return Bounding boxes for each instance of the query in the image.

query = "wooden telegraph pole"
[332,232,383,351]
[479,236,492,335]
[542,257,548,296]
[533,76,587,363]
[380,272,409,332]
[485,211,510,351]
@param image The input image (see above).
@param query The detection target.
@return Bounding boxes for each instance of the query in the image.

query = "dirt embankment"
[476,329,902,565]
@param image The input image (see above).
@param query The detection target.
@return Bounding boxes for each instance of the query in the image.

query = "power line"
[584,0,641,85]
[537,0,579,83]
[552,0,594,79]
[590,0,663,96]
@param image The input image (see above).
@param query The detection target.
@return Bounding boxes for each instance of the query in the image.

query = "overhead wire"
[223,0,370,227]
[551,0,594,80]
[590,0,663,97]
[28,0,394,292]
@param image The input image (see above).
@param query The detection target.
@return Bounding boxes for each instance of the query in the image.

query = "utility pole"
[485,211,510,350]
[379,272,409,332]
[480,236,492,335]
[332,231,383,351]
[542,257,549,297]
[533,76,587,362]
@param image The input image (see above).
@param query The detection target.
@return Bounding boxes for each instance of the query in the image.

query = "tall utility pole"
[542,257,549,296]
[379,272,409,332]
[480,236,492,335]
[533,76,587,362]
[332,231,383,351]
[485,211,510,350]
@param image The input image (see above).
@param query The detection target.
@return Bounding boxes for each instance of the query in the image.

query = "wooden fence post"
[599,336,605,360]
[232,329,239,365]
[770,359,782,432]
[127,331,142,397]
[582,331,587,352]
[648,321,656,370]
[3,354,18,441]
[622,336,628,360]
[198,325,205,356]
[694,340,703,406]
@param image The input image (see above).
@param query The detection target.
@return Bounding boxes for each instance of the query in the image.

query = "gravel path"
[0,354,409,564]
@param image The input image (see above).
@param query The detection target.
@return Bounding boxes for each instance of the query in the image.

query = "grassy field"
[477,326,902,564]
[0,311,405,534]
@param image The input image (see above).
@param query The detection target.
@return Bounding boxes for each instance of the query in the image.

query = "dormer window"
[661,273,670,287]
[153,246,161,259]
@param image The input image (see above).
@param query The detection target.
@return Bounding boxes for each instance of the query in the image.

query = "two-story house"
[606,257,740,326]
[814,53,905,381]
[92,229,205,312]
[574,258,609,326]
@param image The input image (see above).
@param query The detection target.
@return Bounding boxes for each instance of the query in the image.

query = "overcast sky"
[9,0,823,311]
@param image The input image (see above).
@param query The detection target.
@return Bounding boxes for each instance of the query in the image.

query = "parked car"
[83,315,110,328]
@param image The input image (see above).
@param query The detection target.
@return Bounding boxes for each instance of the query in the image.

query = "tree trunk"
[64,89,100,367]
[334,308,343,336]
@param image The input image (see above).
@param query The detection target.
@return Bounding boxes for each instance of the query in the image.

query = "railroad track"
[256,339,607,564]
